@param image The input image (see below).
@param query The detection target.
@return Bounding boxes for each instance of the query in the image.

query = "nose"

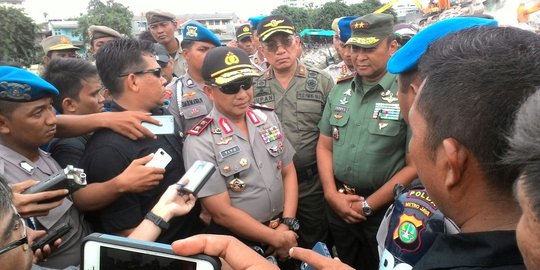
[45,107,57,126]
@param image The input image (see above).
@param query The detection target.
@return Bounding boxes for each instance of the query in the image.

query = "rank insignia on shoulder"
[187,116,213,136]
[337,73,355,84]
[249,103,274,111]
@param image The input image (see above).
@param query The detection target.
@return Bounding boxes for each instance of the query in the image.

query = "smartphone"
[31,223,72,252]
[178,160,216,196]
[142,115,175,135]
[300,242,332,270]
[145,148,172,169]
[82,233,220,270]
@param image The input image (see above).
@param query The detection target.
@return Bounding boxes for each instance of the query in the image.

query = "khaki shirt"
[183,107,295,222]
[253,61,334,169]
[324,61,354,83]
[318,73,407,192]
[167,72,212,135]
[172,37,187,77]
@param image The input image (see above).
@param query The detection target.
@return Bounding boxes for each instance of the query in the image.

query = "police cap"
[236,24,253,41]
[40,35,79,54]
[248,15,266,31]
[0,66,59,102]
[257,15,295,42]
[146,9,175,25]
[387,17,498,74]
[346,13,394,48]
[183,22,222,47]
[202,47,259,86]
[88,25,122,40]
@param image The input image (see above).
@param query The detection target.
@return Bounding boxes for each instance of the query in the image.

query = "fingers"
[133,154,154,165]
[10,179,38,192]
[289,247,330,269]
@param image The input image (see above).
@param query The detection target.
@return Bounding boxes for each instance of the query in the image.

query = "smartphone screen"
[141,115,175,135]
[100,245,196,269]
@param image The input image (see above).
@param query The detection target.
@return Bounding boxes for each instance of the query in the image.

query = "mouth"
[46,127,56,136]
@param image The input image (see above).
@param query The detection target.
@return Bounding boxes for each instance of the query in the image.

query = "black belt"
[296,164,318,180]
[335,177,374,196]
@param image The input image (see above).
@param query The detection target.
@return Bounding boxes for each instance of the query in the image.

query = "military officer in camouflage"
[253,15,334,250]
[167,22,221,135]
[317,14,417,270]
[183,46,299,261]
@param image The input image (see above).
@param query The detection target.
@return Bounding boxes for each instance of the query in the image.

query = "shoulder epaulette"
[187,116,213,136]
[249,103,274,111]
[336,72,356,84]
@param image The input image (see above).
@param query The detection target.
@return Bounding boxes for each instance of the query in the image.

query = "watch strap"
[281,217,300,231]
[145,211,169,230]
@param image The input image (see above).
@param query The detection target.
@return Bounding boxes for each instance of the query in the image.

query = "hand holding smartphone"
[31,223,72,252]
[142,115,175,135]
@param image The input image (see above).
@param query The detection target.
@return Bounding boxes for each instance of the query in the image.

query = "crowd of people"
[1,7,540,270]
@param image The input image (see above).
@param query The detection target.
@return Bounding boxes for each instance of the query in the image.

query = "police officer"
[248,15,269,72]
[324,16,356,83]
[146,9,186,77]
[235,23,257,56]
[253,15,334,250]
[183,46,299,261]
[87,25,122,59]
[40,35,79,65]
[317,14,417,270]
[167,22,221,135]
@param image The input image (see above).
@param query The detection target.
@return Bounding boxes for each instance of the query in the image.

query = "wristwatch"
[281,217,300,231]
[145,211,169,230]
[362,200,374,217]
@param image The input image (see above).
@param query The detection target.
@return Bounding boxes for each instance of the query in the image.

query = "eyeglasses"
[208,77,254,95]
[262,36,295,53]
[118,68,162,78]
[0,206,28,255]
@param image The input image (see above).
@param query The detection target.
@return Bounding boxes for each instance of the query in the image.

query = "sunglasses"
[208,77,254,95]
[263,36,295,53]
[118,67,162,78]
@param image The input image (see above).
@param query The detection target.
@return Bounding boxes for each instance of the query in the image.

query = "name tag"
[220,146,240,159]
[373,103,400,120]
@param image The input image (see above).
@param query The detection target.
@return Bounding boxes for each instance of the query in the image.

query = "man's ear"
[203,85,214,101]
[0,115,11,135]
[61,98,77,114]
[441,138,468,189]
[125,74,140,93]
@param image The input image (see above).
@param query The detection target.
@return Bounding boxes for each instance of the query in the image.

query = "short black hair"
[95,38,154,97]
[417,26,540,191]
[180,39,196,50]
[397,69,419,95]
[505,89,540,218]
[41,58,98,113]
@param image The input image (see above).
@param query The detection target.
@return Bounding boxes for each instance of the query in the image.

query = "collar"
[351,72,396,93]
[266,59,306,80]
[0,144,50,175]
[110,101,166,115]
[181,72,203,90]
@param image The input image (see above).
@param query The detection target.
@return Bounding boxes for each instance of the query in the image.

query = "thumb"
[134,154,154,165]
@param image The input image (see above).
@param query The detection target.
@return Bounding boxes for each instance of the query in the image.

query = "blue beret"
[338,16,357,43]
[0,66,59,102]
[387,17,498,74]
[248,15,266,30]
[182,22,221,47]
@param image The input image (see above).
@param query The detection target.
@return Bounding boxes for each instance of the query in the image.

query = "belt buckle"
[340,184,356,195]
[268,217,281,229]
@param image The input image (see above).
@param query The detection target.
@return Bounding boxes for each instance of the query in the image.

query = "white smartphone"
[82,233,220,270]
[145,148,172,169]
[178,160,216,196]
[142,115,175,135]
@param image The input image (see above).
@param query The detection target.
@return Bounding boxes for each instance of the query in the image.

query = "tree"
[271,5,315,31]
[350,0,396,19]
[77,0,133,42]
[312,0,350,29]
[0,6,38,66]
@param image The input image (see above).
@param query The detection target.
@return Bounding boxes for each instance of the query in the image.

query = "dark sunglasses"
[209,77,254,95]
[263,36,295,53]
[118,67,162,78]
